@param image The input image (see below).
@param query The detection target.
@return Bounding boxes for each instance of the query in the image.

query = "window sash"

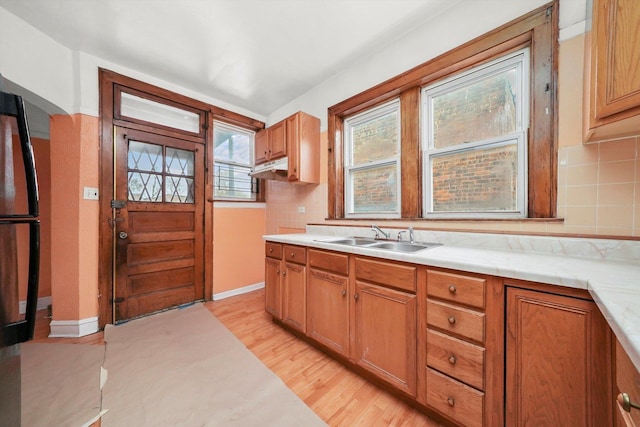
[344,100,401,218]
[422,49,529,218]
[213,121,257,201]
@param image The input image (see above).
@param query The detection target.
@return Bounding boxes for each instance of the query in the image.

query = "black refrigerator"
[0,80,40,427]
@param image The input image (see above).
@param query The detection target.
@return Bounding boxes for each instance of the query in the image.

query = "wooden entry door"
[113,127,204,321]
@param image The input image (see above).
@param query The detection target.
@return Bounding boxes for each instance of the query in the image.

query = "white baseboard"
[213,282,264,301]
[19,296,52,314]
[49,316,99,338]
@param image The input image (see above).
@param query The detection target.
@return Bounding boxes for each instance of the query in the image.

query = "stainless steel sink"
[368,241,441,253]
[320,237,441,253]
[325,237,378,246]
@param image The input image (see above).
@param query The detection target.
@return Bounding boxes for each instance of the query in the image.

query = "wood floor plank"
[206,289,443,427]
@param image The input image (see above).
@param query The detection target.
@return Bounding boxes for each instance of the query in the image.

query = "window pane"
[432,67,517,149]
[214,163,256,200]
[352,164,398,213]
[214,127,251,164]
[166,176,194,203]
[351,110,398,164]
[121,92,200,133]
[165,147,194,176]
[431,143,518,212]
[128,141,162,172]
[128,172,162,202]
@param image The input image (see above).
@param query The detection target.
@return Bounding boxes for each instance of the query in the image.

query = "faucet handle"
[397,230,407,241]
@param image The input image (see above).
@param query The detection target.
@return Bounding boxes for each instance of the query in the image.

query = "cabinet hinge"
[111,297,125,304]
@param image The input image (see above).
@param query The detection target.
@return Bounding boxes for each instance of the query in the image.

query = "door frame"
[98,69,264,327]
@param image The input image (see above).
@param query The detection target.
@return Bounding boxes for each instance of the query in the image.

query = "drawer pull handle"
[448,285,457,294]
[269,248,273,253]
[448,316,456,325]
[448,355,457,365]
[290,252,294,257]
[618,392,640,412]
[447,397,455,407]
[341,290,347,297]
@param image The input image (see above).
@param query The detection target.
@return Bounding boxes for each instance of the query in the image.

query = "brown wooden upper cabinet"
[255,119,286,164]
[255,112,320,184]
[584,0,640,142]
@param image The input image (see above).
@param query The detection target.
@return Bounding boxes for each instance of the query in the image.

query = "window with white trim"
[213,121,258,200]
[422,49,529,218]
[344,99,401,218]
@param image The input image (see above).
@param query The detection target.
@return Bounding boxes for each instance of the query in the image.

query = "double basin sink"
[320,237,441,253]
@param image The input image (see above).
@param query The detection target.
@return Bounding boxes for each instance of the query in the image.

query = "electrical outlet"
[297,206,305,214]
[83,187,99,200]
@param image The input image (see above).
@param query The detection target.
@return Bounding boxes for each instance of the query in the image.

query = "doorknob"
[118,231,128,239]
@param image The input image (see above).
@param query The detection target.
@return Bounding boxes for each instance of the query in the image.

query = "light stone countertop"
[264,229,640,373]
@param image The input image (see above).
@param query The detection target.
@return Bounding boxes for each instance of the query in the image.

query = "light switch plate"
[297,206,305,213]
[83,187,99,200]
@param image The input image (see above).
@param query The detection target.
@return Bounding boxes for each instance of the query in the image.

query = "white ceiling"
[0,0,459,117]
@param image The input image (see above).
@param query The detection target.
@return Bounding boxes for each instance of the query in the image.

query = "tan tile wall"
[266,34,640,238]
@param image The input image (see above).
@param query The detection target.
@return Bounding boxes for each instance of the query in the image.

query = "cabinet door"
[282,262,306,333]
[255,128,269,165]
[307,268,349,357]
[264,257,282,319]
[269,119,286,160]
[506,287,612,426]
[286,113,300,182]
[354,281,417,396]
[615,339,640,427]
[592,0,640,120]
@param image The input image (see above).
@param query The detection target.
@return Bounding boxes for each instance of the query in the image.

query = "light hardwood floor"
[34,289,442,426]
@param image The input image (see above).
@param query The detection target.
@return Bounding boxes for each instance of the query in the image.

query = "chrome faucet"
[371,224,390,240]
[408,226,415,243]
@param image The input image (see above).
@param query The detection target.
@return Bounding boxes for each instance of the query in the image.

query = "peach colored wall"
[49,114,99,321]
[14,135,51,300]
[266,36,640,238]
[213,204,266,294]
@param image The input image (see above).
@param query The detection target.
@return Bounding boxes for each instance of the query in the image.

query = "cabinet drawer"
[427,269,486,309]
[427,329,485,390]
[427,299,485,343]
[426,368,484,427]
[265,242,282,259]
[284,245,306,264]
[308,249,349,275]
[355,257,416,292]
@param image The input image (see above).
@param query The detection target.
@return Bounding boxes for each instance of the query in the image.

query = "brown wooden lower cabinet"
[306,267,350,357]
[615,338,640,427]
[264,243,629,427]
[505,285,613,427]
[354,280,417,396]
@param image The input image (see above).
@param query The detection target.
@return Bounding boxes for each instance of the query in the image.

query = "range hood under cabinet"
[250,157,289,181]
[252,111,320,184]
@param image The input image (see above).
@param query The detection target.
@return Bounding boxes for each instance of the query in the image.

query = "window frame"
[327,2,557,220]
[212,120,258,201]
[344,99,402,218]
[422,48,530,218]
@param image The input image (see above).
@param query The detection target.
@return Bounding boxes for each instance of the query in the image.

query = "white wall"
[0,7,266,123]
[267,0,587,130]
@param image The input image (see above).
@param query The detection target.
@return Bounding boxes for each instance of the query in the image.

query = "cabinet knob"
[341,290,347,297]
[290,252,294,257]
[618,392,640,413]
[269,248,273,253]
[354,293,359,301]
[448,355,457,365]
[282,271,287,276]
[447,397,455,407]
[448,316,456,325]
[449,285,457,294]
